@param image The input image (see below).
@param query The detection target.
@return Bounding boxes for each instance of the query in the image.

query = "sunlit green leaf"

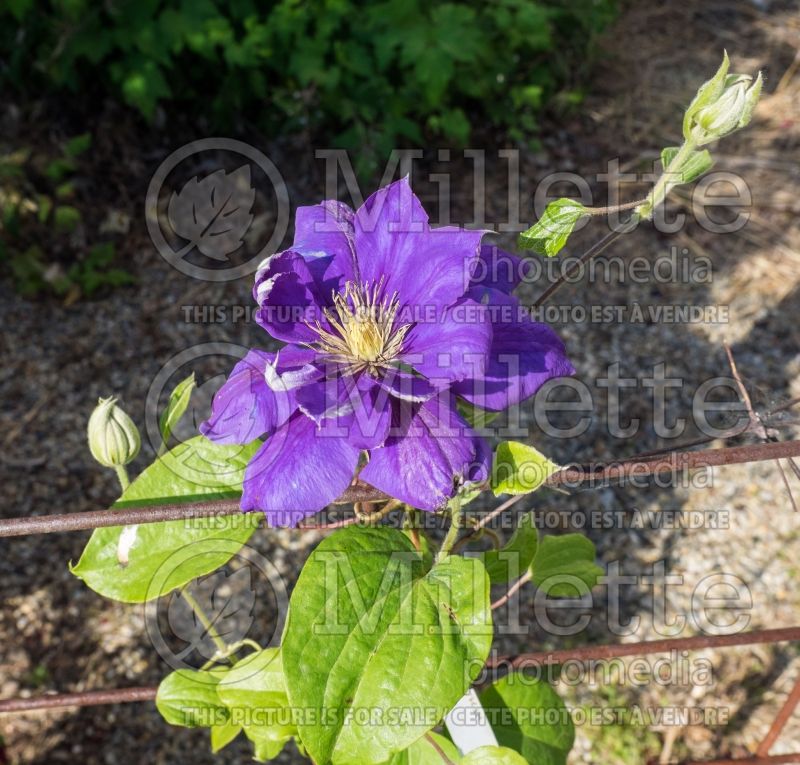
[530,534,603,597]
[518,199,587,257]
[159,372,196,447]
[156,667,229,729]
[481,673,574,765]
[474,513,538,584]
[70,436,260,603]
[491,442,560,496]
[283,527,493,765]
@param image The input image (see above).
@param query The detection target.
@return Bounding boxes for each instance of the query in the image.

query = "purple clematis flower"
[200,178,573,525]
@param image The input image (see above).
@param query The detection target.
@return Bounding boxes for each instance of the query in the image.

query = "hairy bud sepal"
[87,397,141,468]
[683,52,763,146]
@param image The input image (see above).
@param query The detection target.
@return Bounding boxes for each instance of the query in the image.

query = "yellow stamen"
[308,279,409,373]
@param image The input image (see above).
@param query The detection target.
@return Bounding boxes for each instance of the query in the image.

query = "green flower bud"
[87,397,141,468]
[684,52,763,145]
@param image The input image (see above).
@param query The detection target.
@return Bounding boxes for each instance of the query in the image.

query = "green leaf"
[159,372,196,446]
[491,442,560,496]
[218,648,295,760]
[36,195,52,224]
[64,133,92,158]
[677,149,713,184]
[480,674,574,765]
[156,668,229,728]
[474,513,538,584]
[661,147,714,184]
[45,158,75,182]
[530,534,603,597]
[387,732,462,764]
[217,647,288,710]
[518,199,587,257]
[210,717,242,753]
[70,436,261,603]
[283,527,493,765]
[461,745,530,764]
[54,205,81,232]
[660,147,680,170]
[246,730,290,762]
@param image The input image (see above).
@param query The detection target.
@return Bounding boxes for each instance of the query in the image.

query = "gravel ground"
[2,1,800,763]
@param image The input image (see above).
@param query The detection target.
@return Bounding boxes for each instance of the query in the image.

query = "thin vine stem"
[180,587,229,657]
[532,217,638,308]
[113,465,130,492]
[583,198,647,215]
[435,499,462,564]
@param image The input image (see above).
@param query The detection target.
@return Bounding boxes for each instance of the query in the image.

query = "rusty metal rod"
[485,626,800,670]
[681,756,800,765]
[4,627,798,715]
[0,440,797,538]
[756,673,800,758]
[0,439,795,536]
[0,482,386,538]
[0,686,156,714]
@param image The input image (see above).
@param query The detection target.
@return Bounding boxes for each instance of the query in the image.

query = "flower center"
[309,280,409,373]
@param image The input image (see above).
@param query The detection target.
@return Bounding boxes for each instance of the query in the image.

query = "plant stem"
[403,506,421,551]
[532,220,635,307]
[113,465,130,492]
[584,198,647,215]
[636,139,697,219]
[359,498,402,525]
[436,499,462,564]
[181,586,229,657]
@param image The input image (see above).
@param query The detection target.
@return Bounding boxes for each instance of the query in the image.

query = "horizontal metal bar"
[4,627,798,715]
[1,440,798,538]
[0,686,156,714]
[0,481,386,538]
[682,755,800,765]
[486,627,800,669]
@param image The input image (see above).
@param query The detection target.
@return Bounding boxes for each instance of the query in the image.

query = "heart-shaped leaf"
[218,648,296,760]
[156,667,230,728]
[473,513,538,584]
[480,674,574,765]
[492,442,560,497]
[518,199,587,257]
[70,436,261,602]
[283,527,493,765]
[530,534,603,597]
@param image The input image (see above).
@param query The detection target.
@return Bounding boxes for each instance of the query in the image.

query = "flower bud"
[684,52,763,145]
[87,397,141,468]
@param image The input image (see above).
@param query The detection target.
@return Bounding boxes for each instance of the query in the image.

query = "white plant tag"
[444,688,498,755]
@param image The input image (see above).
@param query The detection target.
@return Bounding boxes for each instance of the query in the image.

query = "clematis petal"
[200,350,295,444]
[360,393,488,510]
[354,177,485,310]
[375,368,438,402]
[469,243,534,294]
[401,298,492,386]
[265,345,324,394]
[453,289,574,411]
[253,249,328,343]
[293,200,357,286]
[241,412,361,526]
[296,372,391,450]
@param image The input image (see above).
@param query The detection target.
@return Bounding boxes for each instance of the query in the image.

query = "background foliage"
[2,0,616,162]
